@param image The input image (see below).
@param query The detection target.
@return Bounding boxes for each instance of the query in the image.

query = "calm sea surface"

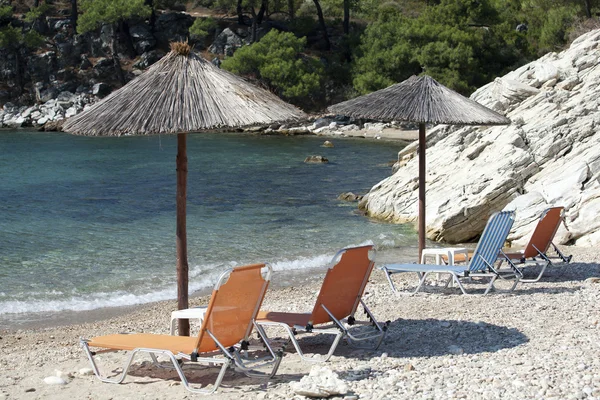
[0,130,417,328]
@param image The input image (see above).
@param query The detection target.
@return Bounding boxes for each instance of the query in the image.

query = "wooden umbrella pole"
[176,133,190,336]
[418,123,426,262]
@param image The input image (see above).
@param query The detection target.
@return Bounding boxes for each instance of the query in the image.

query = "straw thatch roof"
[63,43,307,136]
[328,75,510,125]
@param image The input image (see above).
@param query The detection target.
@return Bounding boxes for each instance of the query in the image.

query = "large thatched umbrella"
[329,75,510,260]
[63,42,306,335]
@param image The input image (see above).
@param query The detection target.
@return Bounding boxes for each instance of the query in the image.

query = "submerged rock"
[305,155,329,164]
[338,192,363,202]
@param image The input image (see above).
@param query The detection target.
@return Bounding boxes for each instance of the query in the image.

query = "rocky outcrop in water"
[360,29,600,247]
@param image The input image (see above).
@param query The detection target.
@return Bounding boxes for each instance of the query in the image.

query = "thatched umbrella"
[328,75,510,260]
[63,42,306,335]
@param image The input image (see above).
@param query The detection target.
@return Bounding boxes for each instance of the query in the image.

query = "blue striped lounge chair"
[381,211,521,295]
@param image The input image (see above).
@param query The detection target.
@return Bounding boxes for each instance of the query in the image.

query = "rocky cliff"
[360,29,600,247]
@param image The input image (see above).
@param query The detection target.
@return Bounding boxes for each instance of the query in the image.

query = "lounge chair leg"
[443,275,453,288]
[169,352,230,394]
[520,247,552,283]
[520,260,550,283]
[483,275,498,295]
[413,272,431,294]
[510,276,520,291]
[328,302,387,350]
[81,340,135,384]
[239,322,284,378]
[453,274,470,295]
[382,267,399,293]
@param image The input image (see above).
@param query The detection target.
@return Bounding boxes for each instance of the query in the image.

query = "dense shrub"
[222,30,325,108]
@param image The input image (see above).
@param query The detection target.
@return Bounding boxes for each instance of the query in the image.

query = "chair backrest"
[194,263,270,353]
[469,211,515,272]
[309,245,375,326]
[522,207,564,258]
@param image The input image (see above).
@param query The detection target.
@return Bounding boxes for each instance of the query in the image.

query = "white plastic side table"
[421,247,469,282]
[421,247,469,265]
[170,306,207,335]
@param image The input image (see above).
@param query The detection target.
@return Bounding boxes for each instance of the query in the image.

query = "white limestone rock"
[78,368,94,376]
[290,366,349,398]
[4,116,26,128]
[364,122,388,131]
[340,124,359,131]
[43,376,67,385]
[361,28,600,246]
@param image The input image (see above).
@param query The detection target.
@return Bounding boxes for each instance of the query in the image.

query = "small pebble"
[43,376,67,385]
[78,368,93,376]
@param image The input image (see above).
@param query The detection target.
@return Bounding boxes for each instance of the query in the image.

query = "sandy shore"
[1,245,599,399]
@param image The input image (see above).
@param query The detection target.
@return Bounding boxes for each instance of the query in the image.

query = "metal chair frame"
[80,264,281,394]
[256,245,388,363]
[382,211,521,295]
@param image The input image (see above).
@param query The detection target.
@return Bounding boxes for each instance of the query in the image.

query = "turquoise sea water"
[0,130,417,327]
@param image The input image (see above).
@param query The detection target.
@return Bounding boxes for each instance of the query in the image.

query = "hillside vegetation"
[0,0,598,111]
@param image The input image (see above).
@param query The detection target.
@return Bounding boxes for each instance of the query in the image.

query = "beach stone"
[323,140,334,147]
[364,122,388,131]
[340,124,359,131]
[304,155,329,164]
[290,366,349,398]
[360,28,600,246]
[78,368,93,376]
[338,192,363,202]
[43,376,67,385]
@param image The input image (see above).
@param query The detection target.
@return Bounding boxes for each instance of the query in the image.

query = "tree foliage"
[0,7,44,50]
[0,5,12,21]
[352,0,526,95]
[189,16,218,40]
[77,0,152,34]
[24,3,51,23]
[221,30,324,106]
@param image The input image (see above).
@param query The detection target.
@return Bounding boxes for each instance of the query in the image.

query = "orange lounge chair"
[80,263,281,395]
[441,207,572,282]
[255,245,388,363]
[500,206,572,282]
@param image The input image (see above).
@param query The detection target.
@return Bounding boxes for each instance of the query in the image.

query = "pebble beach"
[1,245,599,400]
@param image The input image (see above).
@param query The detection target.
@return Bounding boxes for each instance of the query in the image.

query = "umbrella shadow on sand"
[265,317,527,362]
[333,318,528,360]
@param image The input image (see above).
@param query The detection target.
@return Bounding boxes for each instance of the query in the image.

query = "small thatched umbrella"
[329,75,510,260]
[63,42,306,335]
